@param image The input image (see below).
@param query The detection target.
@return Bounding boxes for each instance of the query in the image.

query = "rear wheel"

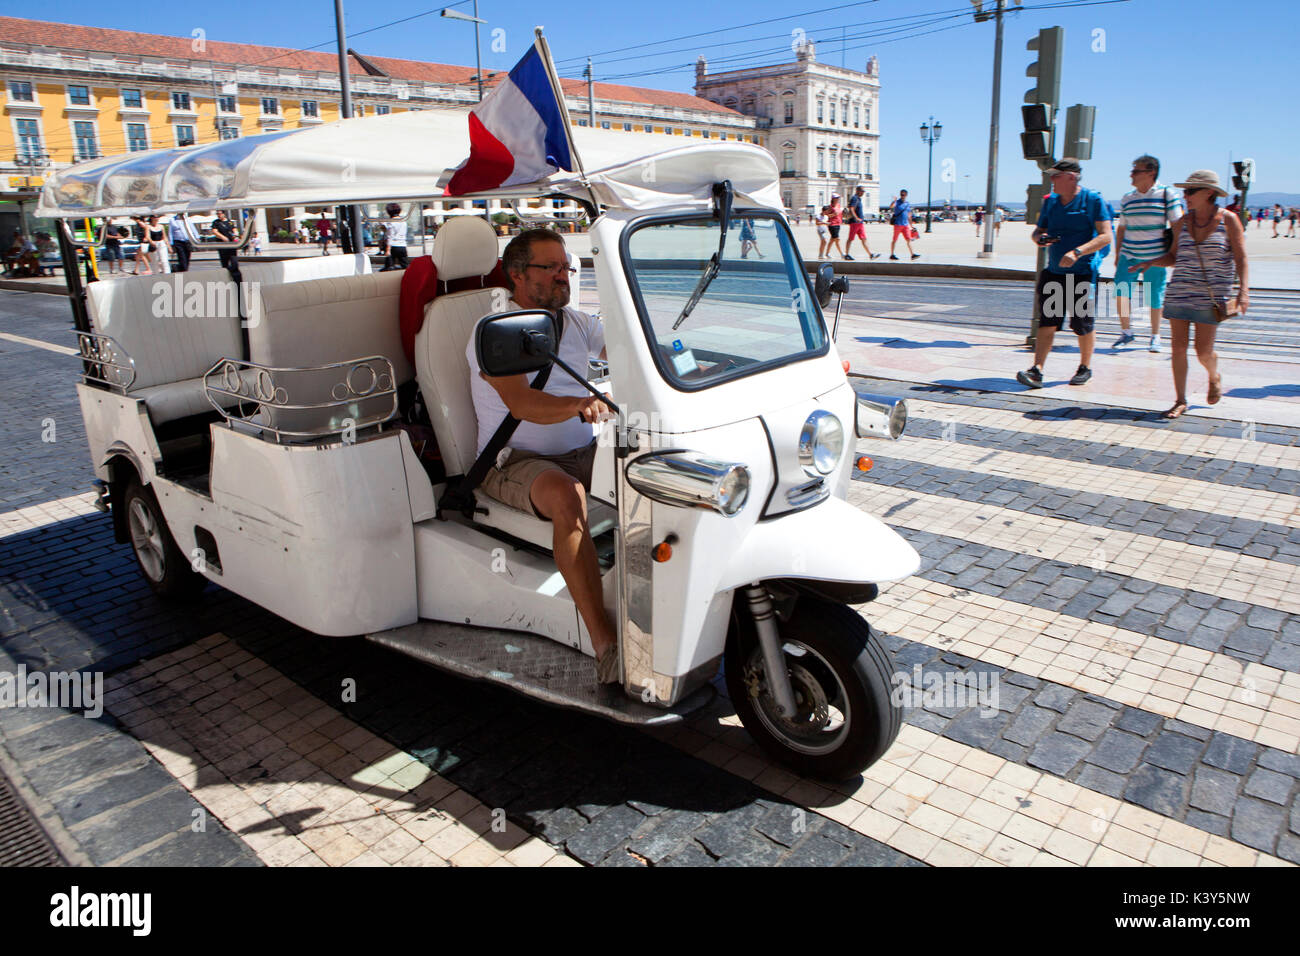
[725,593,900,780]
[123,480,206,600]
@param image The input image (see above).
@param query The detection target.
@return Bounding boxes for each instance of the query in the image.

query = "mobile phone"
[1038,234,1059,245]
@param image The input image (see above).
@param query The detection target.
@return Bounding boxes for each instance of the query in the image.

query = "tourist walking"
[974,208,984,237]
[825,195,845,259]
[1016,159,1113,389]
[815,207,829,259]
[888,190,920,259]
[1272,204,1283,237]
[145,215,170,274]
[168,215,196,271]
[843,186,880,260]
[1112,154,1183,352]
[1127,170,1248,419]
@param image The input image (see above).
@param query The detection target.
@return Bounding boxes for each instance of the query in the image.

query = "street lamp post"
[441,4,486,102]
[919,116,942,233]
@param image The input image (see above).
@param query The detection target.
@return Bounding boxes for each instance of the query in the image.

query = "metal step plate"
[366,621,716,726]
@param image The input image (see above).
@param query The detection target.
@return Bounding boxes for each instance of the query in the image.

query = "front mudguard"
[715,496,920,594]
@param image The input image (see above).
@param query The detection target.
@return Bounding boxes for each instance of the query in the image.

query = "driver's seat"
[412,217,615,550]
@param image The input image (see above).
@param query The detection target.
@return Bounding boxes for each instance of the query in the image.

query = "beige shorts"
[480,441,597,517]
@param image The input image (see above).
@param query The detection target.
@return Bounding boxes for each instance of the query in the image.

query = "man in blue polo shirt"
[1017,158,1114,388]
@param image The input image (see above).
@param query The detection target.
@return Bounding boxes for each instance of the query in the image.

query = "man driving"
[466,229,619,684]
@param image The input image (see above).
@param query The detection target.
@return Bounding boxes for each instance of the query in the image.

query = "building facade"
[694,41,882,218]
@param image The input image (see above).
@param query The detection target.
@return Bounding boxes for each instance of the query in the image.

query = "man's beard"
[537,283,570,311]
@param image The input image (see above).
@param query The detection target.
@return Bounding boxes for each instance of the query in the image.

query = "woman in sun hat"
[1128,169,1249,420]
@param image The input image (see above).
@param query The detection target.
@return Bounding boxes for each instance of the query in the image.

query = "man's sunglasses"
[524,263,577,275]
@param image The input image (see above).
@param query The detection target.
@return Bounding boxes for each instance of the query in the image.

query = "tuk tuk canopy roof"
[36,108,782,219]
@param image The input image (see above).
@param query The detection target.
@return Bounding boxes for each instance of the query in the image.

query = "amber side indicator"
[856,456,874,472]
[841,359,851,373]
[652,540,674,562]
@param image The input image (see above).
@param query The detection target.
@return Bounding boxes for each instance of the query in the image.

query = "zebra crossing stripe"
[850,483,1300,616]
[0,492,100,539]
[662,712,1292,867]
[869,577,1300,753]
[902,398,1300,470]
[873,435,1300,529]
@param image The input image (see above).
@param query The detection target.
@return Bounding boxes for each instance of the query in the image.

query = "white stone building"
[694,42,882,218]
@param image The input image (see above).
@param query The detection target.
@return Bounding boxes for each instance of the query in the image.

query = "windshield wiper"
[672,253,719,330]
[671,180,733,332]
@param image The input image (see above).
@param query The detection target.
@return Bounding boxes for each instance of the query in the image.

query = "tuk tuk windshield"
[623,213,827,390]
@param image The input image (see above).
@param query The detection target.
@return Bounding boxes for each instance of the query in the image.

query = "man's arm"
[1058,219,1113,269]
[483,372,609,424]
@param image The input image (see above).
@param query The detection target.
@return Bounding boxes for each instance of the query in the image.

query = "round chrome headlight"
[716,465,750,516]
[798,410,844,476]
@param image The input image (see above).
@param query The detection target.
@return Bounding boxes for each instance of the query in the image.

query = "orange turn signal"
[856,456,874,472]
[841,359,851,373]
[652,541,673,563]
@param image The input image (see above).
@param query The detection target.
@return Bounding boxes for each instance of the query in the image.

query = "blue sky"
[33,0,1300,202]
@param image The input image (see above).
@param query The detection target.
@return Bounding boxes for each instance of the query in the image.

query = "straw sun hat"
[1174,169,1228,197]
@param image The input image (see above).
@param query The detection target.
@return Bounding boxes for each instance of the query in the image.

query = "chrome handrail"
[76,330,137,391]
[202,355,398,444]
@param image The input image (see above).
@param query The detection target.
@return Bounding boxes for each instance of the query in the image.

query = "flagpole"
[533,27,598,212]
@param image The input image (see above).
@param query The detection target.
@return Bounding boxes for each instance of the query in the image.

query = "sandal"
[1160,402,1189,420]
[595,647,621,685]
[1207,375,1222,405]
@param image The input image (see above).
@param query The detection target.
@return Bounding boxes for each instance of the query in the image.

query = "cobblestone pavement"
[2,288,1298,867]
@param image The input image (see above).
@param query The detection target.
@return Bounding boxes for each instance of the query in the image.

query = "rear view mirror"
[815,263,834,308]
[814,264,850,310]
[475,310,557,377]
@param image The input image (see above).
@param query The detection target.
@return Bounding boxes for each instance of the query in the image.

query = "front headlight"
[798,410,844,476]
[626,451,750,516]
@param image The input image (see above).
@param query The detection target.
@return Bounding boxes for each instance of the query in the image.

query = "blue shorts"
[1114,255,1168,307]
[101,244,123,261]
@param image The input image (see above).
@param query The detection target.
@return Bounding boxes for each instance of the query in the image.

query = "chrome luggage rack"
[76,331,137,391]
[202,355,398,444]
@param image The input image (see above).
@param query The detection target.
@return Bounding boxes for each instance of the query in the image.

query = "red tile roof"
[0,16,740,115]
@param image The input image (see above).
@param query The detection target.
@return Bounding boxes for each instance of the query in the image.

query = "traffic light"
[1026,183,1049,223]
[1232,159,1254,191]
[1062,105,1095,161]
[1020,104,1052,161]
[1025,26,1064,110]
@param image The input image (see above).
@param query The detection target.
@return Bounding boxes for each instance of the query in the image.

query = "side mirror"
[475,309,557,377]
[830,275,851,296]
[814,262,834,308]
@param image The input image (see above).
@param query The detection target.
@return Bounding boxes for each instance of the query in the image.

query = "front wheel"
[725,594,900,780]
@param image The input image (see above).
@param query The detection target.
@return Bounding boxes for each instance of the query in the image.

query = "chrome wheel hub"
[128,497,165,583]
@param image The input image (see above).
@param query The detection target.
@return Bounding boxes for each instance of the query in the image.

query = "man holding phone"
[1017,159,1114,388]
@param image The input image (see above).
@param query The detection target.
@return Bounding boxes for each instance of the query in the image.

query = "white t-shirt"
[466,299,605,458]
[383,217,407,246]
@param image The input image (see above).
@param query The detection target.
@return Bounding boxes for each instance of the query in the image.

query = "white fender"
[716,497,920,592]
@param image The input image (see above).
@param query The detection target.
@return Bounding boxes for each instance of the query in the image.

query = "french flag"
[446,43,575,195]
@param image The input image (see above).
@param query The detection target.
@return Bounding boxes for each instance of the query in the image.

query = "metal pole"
[334,0,363,256]
[980,0,1005,258]
[473,0,483,101]
[925,126,934,233]
[586,58,595,127]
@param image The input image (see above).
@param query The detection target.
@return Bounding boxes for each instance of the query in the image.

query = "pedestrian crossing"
[5,389,1297,867]
[651,386,1299,866]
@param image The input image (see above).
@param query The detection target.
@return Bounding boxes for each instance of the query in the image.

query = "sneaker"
[1069,365,1092,385]
[844,254,854,261]
[911,254,922,260]
[1148,334,1162,352]
[889,254,899,260]
[1016,366,1043,389]
[1113,331,1136,347]
[870,252,882,260]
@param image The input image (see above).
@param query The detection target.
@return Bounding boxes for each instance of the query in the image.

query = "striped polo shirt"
[1118,184,1184,259]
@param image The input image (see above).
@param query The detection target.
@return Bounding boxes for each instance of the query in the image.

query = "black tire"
[725,593,900,780]
[122,480,206,600]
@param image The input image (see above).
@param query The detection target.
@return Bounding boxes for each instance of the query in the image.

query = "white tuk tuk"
[39,106,920,779]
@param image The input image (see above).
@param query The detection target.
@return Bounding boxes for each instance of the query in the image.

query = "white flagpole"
[533,27,598,211]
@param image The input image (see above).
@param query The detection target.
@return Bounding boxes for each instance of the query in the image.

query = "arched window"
[816,99,824,123]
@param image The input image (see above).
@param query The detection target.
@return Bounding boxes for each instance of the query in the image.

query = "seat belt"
[438,309,565,520]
